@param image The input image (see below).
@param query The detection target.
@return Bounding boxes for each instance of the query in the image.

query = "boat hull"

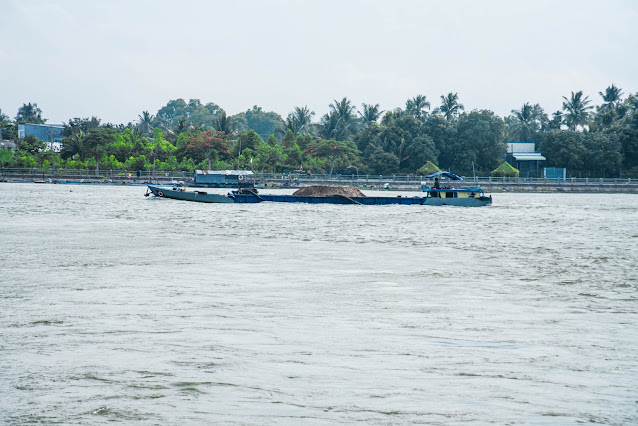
[147,185,492,206]
[231,193,491,206]
[147,185,234,203]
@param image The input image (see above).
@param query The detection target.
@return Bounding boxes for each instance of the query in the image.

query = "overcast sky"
[1,0,637,125]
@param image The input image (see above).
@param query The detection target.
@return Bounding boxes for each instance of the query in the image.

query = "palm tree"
[434,93,464,121]
[174,116,190,134]
[330,97,356,120]
[60,130,84,160]
[380,108,405,126]
[137,111,155,135]
[546,111,562,131]
[562,91,593,130]
[291,106,315,135]
[599,84,623,111]
[329,97,357,140]
[358,103,384,126]
[212,111,236,135]
[318,111,340,140]
[405,95,430,121]
[510,103,546,141]
[275,106,315,138]
[277,116,299,137]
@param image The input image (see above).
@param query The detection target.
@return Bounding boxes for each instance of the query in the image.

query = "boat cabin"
[192,170,254,187]
[422,187,483,199]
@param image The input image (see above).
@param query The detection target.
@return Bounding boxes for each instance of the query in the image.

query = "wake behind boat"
[146,185,234,203]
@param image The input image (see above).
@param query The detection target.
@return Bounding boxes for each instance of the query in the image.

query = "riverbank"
[2,168,637,193]
[2,177,637,194]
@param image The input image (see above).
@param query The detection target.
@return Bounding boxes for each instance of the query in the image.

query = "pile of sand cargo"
[292,185,366,197]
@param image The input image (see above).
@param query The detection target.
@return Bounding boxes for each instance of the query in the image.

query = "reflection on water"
[1,183,637,424]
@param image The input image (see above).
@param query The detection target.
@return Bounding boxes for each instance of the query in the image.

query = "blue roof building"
[18,123,64,151]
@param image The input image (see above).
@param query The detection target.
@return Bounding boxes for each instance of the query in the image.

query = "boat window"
[446,191,455,198]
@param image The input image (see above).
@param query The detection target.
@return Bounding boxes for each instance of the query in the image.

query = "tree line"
[1,86,637,178]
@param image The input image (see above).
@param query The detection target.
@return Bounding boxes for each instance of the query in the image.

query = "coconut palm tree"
[405,95,430,122]
[358,103,384,126]
[562,91,593,130]
[599,84,623,111]
[510,103,546,141]
[212,111,236,135]
[318,111,340,140]
[328,97,357,140]
[291,106,315,135]
[60,130,84,160]
[137,111,155,135]
[435,93,464,121]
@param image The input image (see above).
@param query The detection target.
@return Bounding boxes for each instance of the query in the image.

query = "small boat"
[420,186,492,206]
[420,171,492,206]
[146,185,234,203]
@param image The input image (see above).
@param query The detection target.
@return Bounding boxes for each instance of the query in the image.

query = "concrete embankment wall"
[2,170,637,193]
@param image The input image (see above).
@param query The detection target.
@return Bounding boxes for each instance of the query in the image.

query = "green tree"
[508,103,546,141]
[255,142,284,172]
[353,124,382,156]
[366,147,400,174]
[62,117,102,137]
[0,148,13,167]
[422,114,457,170]
[306,139,359,175]
[0,108,11,126]
[455,110,506,173]
[289,106,315,135]
[137,111,155,135]
[233,105,283,141]
[327,97,357,140]
[318,111,340,140]
[593,85,625,131]
[17,135,46,155]
[540,130,588,174]
[434,93,464,121]
[154,98,223,130]
[599,84,623,111]
[401,135,438,173]
[60,130,85,160]
[547,111,563,131]
[405,95,430,122]
[583,132,622,177]
[83,128,117,173]
[358,103,384,127]
[15,103,46,124]
[212,111,237,135]
[562,91,593,130]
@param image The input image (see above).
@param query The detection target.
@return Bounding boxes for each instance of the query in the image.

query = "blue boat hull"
[231,193,491,206]
[147,185,492,206]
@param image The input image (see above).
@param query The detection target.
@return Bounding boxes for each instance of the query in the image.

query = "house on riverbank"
[505,143,546,178]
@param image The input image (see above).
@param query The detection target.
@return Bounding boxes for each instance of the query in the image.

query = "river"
[1,183,637,424]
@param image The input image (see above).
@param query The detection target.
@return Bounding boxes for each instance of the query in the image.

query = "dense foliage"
[1,87,638,177]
